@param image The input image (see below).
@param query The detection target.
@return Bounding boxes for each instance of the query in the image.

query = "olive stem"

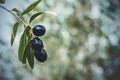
[0,4,28,26]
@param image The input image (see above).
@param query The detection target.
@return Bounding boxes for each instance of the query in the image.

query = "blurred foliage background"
[0,0,120,80]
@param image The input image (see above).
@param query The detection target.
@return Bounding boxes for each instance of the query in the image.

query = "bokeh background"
[0,0,120,80]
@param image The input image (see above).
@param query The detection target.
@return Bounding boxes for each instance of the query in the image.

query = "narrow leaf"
[18,31,27,61]
[22,40,31,63]
[25,26,31,37]
[21,0,41,15]
[12,8,20,13]
[29,12,43,23]
[27,47,34,69]
[11,21,20,46]
[44,11,57,16]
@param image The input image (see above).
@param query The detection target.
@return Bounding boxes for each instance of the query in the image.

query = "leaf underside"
[29,12,43,23]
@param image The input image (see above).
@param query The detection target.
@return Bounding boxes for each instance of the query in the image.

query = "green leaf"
[21,0,41,15]
[24,26,32,40]
[22,40,31,63]
[12,8,21,13]
[27,47,34,69]
[11,21,20,46]
[18,30,27,61]
[0,0,5,4]
[25,26,31,37]
[21,26,33,63]
[29,11,57,23]
[29,12,43,23]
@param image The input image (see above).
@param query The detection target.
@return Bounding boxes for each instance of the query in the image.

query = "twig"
[0,4,28,26]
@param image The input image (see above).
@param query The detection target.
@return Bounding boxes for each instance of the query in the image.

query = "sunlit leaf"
[34,14,45,23]
[27,47,34,69]
[29,12,43,23]
[11,21,20,46]
[21,0,41,15]
[0,0,5,4]
[18,30,27,61]
[44,11,57,16]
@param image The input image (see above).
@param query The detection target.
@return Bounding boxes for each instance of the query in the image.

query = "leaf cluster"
[10,0,49,69]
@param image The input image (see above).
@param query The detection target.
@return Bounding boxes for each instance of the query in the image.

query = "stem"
[0,5,28,26]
